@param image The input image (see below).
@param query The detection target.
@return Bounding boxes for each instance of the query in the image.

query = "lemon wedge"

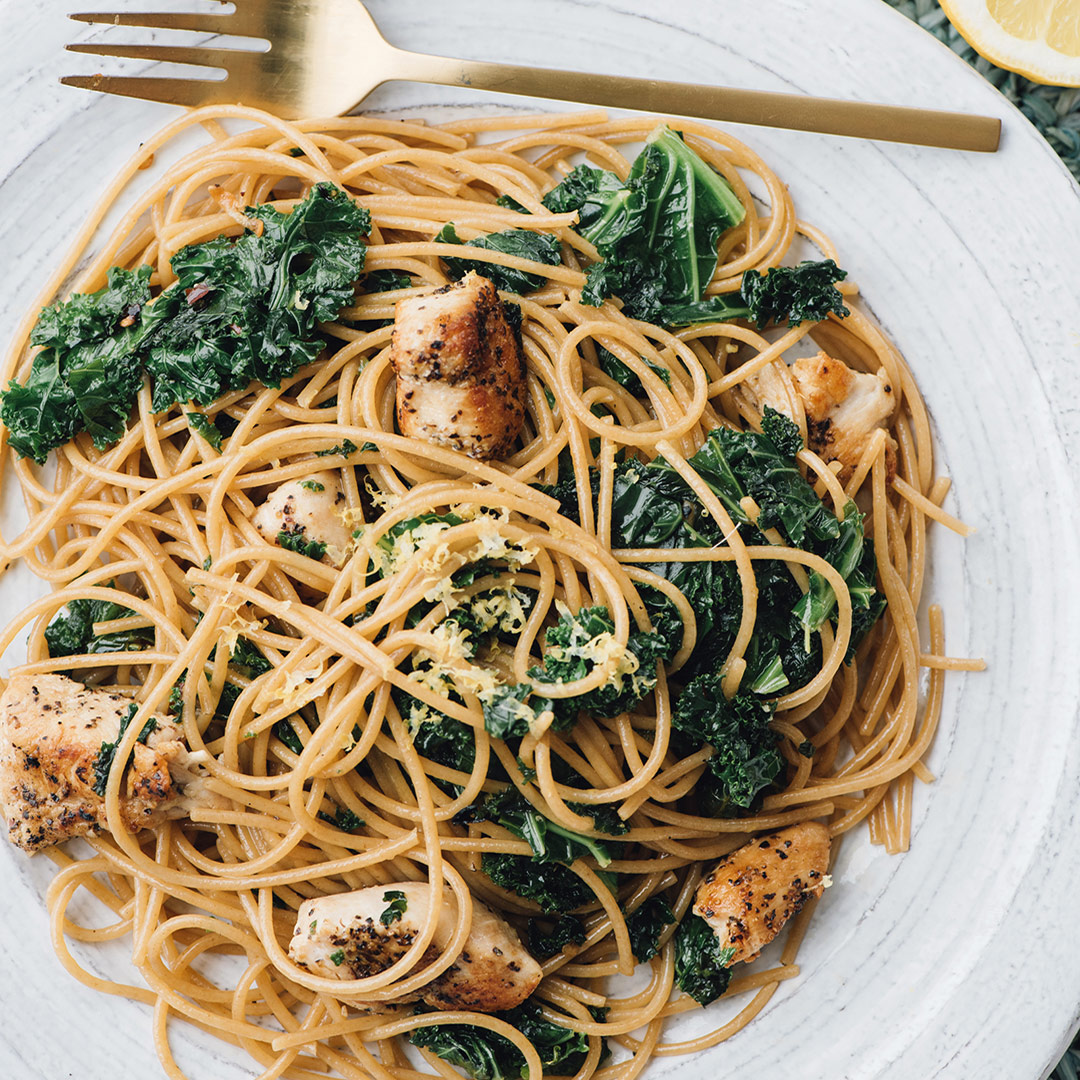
[940,0,1080,85]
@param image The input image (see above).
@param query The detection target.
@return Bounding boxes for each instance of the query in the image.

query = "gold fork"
[63,0,1000,151]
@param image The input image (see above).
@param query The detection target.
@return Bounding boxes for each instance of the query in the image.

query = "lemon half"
[940,0,1080,85]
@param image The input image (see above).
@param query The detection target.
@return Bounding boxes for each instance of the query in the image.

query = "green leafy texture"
[44,590,153,663]
[671,413,839,547]
[185,412,222,450]
[672,675,782,811]
[527,915,587,960]
[528,605,668,720]
[145,184,368,411]
[760,405,804,457]
[409,999,594,1080]
[329,948,345,966]
[276,527,327,561]
[657,260,849,328]
[792,500,876,636]
[673,914,736,1006]
[1,185,368,462]
[231,637,272,678]
[318,805,365,831]
[314,438,359,458]
[209,636,274,733]
[91,702,158,796]
[273,718,306,754]
[461,786,626,869]
[481,683,566,740]
[495,193,530,214]
[595,346,670,396]
[299,479,324,492]
[364,268,413,292]
[379,889,408,927]
[542,125,745,323]
[538,414,883,708]
[739,260,850,327]
[626,897,675,963]
[436,223,562,295]
[480,854,597,915]
[412,717,477,774]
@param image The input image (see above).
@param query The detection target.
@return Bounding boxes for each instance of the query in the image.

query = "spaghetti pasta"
[0,107,969,1080]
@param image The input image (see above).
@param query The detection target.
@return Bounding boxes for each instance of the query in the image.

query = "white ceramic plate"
[2,1,1080,1077]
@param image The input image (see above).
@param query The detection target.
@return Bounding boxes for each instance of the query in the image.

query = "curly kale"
[673,914,736,1005]
[409,999,596,1080]
[44,590,153,665]
[462,786,626,869]
[527,915,587,960]
[2,184,369,462]
[672,675,783,812]
[481,854,599,915]
[91,702,158,796]
[626,897,675,963]
[276,527,327,561]
[435,223,562,295]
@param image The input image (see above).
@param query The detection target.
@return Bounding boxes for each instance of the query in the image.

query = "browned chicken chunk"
[389,271,526,460]
[0,674,218,853]
[693,822,831,965]
[746,350,896,482]
[289,882,541,1012]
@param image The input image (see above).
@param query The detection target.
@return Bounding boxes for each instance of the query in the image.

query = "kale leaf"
[673,914,736,1005]
[276,527,327,561]
[364,268,413,292]
[626,897,675,963]
[463,787,626,869]
[672,675,783,811]
[185,411,223,450]
[379,889,408,926]
[595,346,670,396]
[412,717,477,774]
[648,260,850,328]
[409,999,594,1080]
[528,605,668,720]
[44,592,154,662]
[527,914,587,960]
[739,259,850,327]
[481,854,597,914]
[436,223,562,295]
[317,804,365,831]
[543,125,745,323]
[674,413,839,547]
[91,702,158,796]
[2,184,368,462]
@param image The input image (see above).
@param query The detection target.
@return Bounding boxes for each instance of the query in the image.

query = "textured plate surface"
[1,1,1079,1078]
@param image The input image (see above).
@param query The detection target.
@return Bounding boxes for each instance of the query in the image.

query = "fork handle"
[385,50,1000,152]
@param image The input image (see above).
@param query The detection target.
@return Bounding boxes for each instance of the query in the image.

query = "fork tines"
[68,8,263,35]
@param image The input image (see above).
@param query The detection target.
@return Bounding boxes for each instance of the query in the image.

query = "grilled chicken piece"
[289,882,541,1012]
[252,471,351,568]
[0,674,220,853]
[390,271,526,460]
[746,350,896,482]
[693,822,831,965]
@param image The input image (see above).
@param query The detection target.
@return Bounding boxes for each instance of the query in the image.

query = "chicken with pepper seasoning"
[693,821,832,964]
[289,881,541,1012]
[389,272,526,460]
[0,674,222,853]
